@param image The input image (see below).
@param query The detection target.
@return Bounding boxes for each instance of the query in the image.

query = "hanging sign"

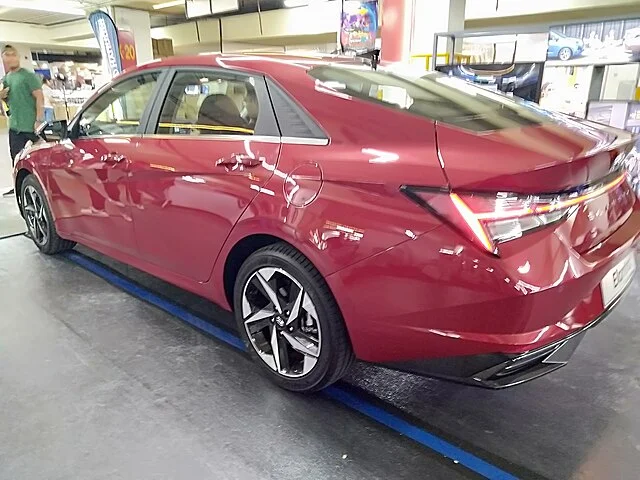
[118,30,137,71]
[340,0,378,54]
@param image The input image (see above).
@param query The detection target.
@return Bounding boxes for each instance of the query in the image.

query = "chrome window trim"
[281,136,329,146]
[139,134,329,146]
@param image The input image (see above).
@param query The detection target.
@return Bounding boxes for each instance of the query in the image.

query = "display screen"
[436,63,544,103]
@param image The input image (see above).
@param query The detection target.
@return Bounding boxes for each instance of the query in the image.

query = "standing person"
[42,77,55,124]
[0,45,45,197]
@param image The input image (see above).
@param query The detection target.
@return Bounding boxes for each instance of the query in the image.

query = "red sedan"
[14,54,640,392]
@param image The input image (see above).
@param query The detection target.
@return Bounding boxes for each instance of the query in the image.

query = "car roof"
[133,52,369,79]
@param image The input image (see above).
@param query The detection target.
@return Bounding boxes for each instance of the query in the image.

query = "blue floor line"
[63,251,519,480]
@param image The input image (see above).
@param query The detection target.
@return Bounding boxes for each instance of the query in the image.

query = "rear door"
[128,68,281,282]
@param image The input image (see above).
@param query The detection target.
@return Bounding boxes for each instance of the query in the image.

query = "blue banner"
[88,10,122,78]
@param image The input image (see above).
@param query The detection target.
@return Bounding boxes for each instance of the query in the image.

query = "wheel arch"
[14,167,33,217]
[222,233,287,309]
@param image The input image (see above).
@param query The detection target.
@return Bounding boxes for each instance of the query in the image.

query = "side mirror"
[40,120,68,142]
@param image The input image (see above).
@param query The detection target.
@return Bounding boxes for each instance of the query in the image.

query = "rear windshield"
[308,65,553,132]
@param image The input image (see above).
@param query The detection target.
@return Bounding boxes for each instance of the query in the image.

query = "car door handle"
[100,153,126,163]
[215,153,262,168]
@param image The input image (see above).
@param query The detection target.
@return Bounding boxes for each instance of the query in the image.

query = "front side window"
[309,65,553,132]
[78,73,160,137]
[156,71,261,136]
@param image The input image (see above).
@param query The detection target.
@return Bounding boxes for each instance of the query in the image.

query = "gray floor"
[0,236,476,480]
[0,129,25,238]
[1,235,640,480]
[0,195,25,238]
[0,129,12,190]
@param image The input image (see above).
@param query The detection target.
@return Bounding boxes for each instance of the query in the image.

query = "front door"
[129,69,281,282]
[48,72,162,255]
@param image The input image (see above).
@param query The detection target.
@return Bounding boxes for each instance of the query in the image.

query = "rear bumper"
[383,295,621,389]
[327,202,640,370]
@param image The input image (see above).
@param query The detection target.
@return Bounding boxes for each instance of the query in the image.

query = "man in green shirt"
[0,44,45,196]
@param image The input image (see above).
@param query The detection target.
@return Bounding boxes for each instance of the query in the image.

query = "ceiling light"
[0,0,84,15]
[153,0,184,9]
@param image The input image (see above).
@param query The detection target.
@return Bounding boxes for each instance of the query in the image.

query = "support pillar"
[112,7,154,65]
[380,0,465,67]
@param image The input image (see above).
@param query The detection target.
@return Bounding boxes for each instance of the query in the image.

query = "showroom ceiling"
[0,0,186,26]
[0,0,301,27]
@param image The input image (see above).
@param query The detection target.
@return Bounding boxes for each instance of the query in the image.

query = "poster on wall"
[547,17,640,65]
[436,63,544,102]
[340,0,378,54]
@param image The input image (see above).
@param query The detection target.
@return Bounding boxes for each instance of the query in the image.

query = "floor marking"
[63,250,519,480]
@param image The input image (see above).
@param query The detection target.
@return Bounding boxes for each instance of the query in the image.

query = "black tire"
[21,174,76,255]
[558,47,573,61]
[234,243,354,392]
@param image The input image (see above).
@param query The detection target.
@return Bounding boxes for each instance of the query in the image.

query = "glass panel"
[79,73,159,136]
[309,64,553,132]
[156,71,259,136]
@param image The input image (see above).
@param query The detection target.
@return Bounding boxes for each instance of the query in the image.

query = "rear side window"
[266,78,327,140]
[155,70,278,136]
[308,65,553,133]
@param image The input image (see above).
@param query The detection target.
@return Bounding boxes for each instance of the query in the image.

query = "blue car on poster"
[547,31,584,61]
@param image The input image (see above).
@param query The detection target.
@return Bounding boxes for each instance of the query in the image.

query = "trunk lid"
[435,116,628,193]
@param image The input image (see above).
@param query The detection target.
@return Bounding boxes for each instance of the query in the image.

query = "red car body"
[14,54,640,388]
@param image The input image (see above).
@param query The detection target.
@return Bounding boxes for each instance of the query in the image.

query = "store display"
[539,65,594,117]
[30,59,100,121]
[436,63,544,102]
[586,101,640,134]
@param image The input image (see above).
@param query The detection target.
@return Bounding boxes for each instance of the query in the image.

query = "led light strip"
[474,173,627,221]
[450,193,496,253]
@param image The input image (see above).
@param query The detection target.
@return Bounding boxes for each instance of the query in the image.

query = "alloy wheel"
[558,47,572,61]
[242,267,321,378]
[23,185,49,246]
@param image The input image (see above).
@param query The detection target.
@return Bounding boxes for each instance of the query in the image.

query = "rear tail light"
[402,172,627,256]
[613,146,640,197]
